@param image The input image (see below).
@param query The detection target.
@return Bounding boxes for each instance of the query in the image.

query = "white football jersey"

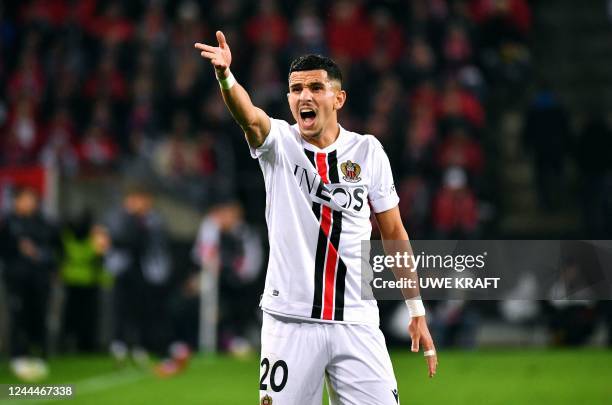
[251,118,399,325]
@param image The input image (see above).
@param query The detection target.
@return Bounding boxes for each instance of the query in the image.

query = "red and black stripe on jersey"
[304,149,347,321]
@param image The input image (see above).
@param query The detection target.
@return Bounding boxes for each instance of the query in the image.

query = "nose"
[298,87,313,101]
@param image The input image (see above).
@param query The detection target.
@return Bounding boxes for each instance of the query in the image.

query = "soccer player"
[195,31,437,404]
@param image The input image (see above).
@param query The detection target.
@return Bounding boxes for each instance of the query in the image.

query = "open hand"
[194,30,232,78]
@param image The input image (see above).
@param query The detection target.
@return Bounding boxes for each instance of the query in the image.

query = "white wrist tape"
[405,296,426,317]
[217,71,236,90]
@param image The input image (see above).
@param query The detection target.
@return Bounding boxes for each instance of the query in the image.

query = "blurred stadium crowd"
[0,0,535,232]
[0,0,611,380]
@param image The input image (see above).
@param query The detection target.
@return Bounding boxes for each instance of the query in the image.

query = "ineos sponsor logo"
[293,164,365,212]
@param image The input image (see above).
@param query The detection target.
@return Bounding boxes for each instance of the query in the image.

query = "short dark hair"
[288,54,342,85]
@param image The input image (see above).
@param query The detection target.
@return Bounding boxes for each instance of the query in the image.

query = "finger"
[427,356,437,378]
[411,334,420,352]
[200,51,217,60]
[216,30,227,48]
[422,338,437,377]
[195,43,217,53]
[421,332,435,352]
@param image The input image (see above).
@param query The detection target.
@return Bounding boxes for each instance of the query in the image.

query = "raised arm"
[195,31,270,148]
[375,206,438,378]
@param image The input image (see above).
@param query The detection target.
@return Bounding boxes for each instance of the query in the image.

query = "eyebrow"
[289,81,327,89]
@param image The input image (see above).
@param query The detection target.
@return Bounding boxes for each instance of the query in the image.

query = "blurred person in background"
[601,300,612,347]
[522,84,571,211]
[60,210,111,352]
[400,37,437,90]
[0,186,60,381]
[435,127,484,177]
[83,50,128,103]
[153,201,264,376]
[152,110,196,182]
[84,1,135,49]
[364,76,405,167]
[76,123,120,173]
[442,24,473,69]
[545,245,601,346]
[326,0,373,62]
[245,0,289,52]
[429,300,480,349]
[7,42,45,104]
[397,175,431,238]
[469,0,532,41]
[401,88,438,177]
[76,98,120,172]
[39,106,79,177]
[105,184,172,365]
[575,112,612,237]
[432,167,479,238]
[166,263,201,354]
[290,1,327,58]
[470,0,532,86]
[437,76,485,134]
[366,7,405,75]
[192,201,263,355]
[1,97,43,166]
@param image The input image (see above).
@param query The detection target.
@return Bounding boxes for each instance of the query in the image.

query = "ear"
[334,89,347,111]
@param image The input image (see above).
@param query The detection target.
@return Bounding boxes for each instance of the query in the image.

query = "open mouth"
[299,108,317,126]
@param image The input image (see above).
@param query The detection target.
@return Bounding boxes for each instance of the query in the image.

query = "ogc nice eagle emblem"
[261,394,273,405]
[341,160,362,183]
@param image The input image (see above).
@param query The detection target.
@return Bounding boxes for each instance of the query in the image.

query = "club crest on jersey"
[341,160,361,183]
[261,394,273,405]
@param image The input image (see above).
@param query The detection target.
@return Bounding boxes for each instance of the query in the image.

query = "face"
[14,190,38,216]
[288,69,346,141]
[124,193,153,215]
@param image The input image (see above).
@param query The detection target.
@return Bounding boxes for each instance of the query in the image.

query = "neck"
[302,123,340,149]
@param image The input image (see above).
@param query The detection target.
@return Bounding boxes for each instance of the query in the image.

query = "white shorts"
[259,311,400,405]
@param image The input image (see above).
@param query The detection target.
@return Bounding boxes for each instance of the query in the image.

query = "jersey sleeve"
[368,138,400,213]
[249,118,281,159]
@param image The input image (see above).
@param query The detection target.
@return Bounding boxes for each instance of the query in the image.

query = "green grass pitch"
[0,350,610,404]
